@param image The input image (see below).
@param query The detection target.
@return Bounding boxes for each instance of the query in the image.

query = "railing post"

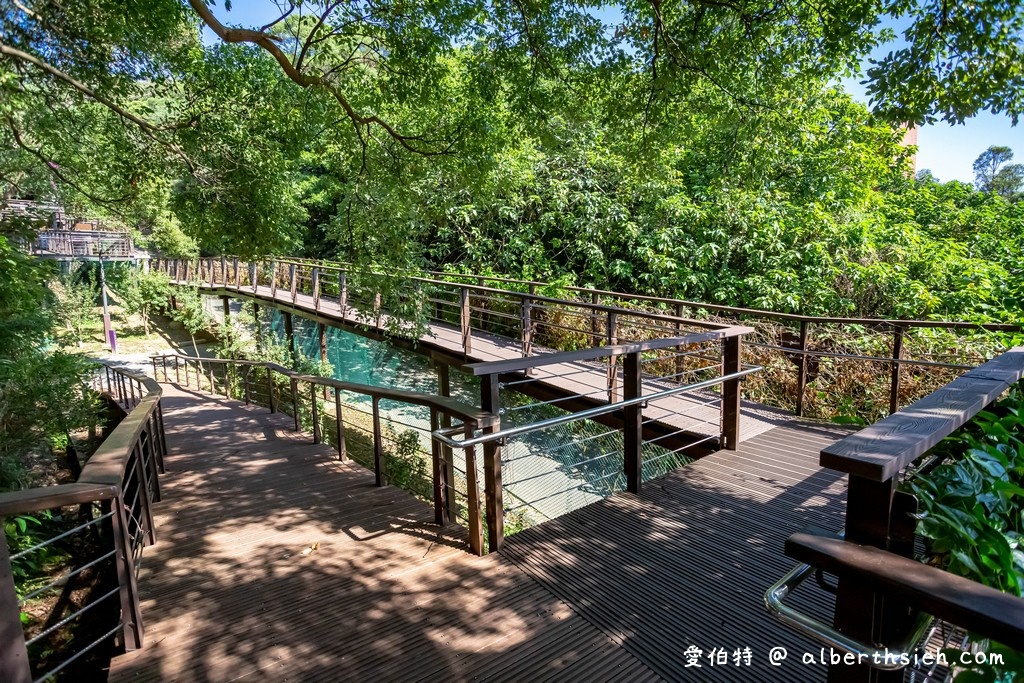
[623,350,643,493]
[219,255,226,285]
[480,374,503,553]
[289,263,297,303]
[460,286,472,356]
[270,260,278,298]
[310,383,320,444]
[339,271,348,319]
[430,407,448,525]
[233,257,240,288]
[0,535,32,683]
[372,396,383,486]
[250,262,257,293]
[795,320,810,417]
[208,258,215,288]
[464,423,484,556]
[827,475,908,683]
[722,334,742,450]
[889,326,905,415]
[334,389,347,460]
[591,291,600,345]
[521,293,533,359]
[108,497,144,650]
[283,311,295,360]
[437,363,457,522]
[290,377,299,431]
[267,369,276,414]
[312,267,321,310]
[606,310,618,402]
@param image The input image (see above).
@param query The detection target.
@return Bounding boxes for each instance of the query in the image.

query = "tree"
[973,146,1024,200]
[117,268,170,338]
[49,264,98,347]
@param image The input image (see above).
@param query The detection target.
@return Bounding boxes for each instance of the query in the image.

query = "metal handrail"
[764,562,934,671]
[432,365,762,449]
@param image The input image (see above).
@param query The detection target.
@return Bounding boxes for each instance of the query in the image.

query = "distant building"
[900,124,919,174]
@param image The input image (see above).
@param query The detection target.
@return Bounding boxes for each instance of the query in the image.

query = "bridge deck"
[108,384,851,682]
[183,279,792,443]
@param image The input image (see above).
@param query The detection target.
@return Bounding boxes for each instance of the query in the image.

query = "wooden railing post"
[460,286,472,356]
[250,262,257,293]
[889,326,905,415]
[270,261,278,298]
[0,536,31,683]
[623,350,643,493]
[219,255,226,285]
[267,369,276,414]
[480,374,503,552]
[233,257,240,288]
[795,320,810,417]
[606,310,618,402]
[289,263,298,303]
[827,474,907,683]
[722,334,742,450]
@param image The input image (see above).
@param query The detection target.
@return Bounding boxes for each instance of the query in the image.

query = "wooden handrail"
[464,327,752,376]
[152,353,496,427]
[785,529,1024,651]
[821,347,1024,481]
[265,257,1024,332]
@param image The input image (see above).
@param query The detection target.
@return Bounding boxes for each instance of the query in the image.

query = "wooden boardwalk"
[182,279,792,443]
[109,383,852,682]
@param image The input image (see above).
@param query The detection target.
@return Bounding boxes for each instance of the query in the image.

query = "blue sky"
[212,1,1021,184]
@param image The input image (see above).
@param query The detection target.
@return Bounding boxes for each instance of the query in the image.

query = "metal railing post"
[722,334,742,450]
[889,326,905,415]
[623,350,643,493]
[312,267,321,310]
[108,497,144,650]
[521,293,533,359]
[0,535,31,683]
[460,286,472,355]
[334,389,346,460]
[372,396,383,486]
[290,378,299,431]
[796,320,810,416]
[430,407,447,525]
[310,383,320,444]
[606,310,618,402]
[339,271,348,319]
[464,423,484,556]
[480,374,503,552]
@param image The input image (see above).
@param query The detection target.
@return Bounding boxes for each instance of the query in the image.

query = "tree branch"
[187,0,449,156]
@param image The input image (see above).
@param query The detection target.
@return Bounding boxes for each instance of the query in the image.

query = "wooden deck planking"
[183,280,792,443]
[109,382,855,682]
[500,421,854,683]
[107,384,658,682]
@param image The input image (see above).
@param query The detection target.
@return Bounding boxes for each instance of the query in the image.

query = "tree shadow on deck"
[108,385,654,682]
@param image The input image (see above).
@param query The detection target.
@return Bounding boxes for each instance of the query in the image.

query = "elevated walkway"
[108,382,849,681]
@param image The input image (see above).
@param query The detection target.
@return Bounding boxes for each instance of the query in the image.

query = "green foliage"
[908,382,1024,681]
[974,146,1024,202]
[115,267,170,337]
[48,264,98,347]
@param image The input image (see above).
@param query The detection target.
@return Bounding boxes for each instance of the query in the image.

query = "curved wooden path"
[108,382,853,682]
